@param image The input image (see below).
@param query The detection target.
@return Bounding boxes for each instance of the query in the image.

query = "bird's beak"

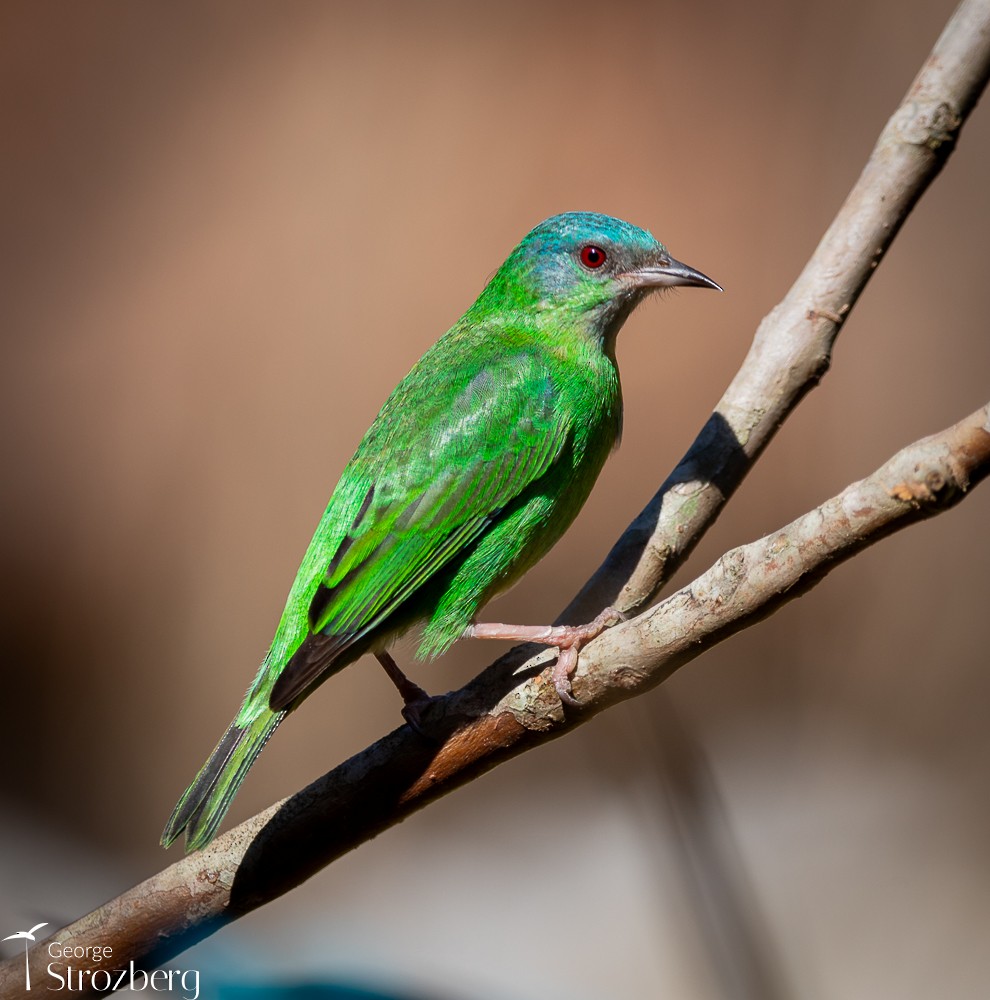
[624,255,722,292]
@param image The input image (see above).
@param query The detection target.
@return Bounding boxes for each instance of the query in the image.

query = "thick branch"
[5,404,987,996]
[3,1,988,995]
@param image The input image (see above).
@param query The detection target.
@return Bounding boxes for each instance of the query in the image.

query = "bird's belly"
[413,434,612,658]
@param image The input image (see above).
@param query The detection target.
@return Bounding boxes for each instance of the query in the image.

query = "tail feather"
[161,709,284,852]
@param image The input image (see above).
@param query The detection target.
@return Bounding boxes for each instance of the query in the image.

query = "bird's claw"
[551,646,580,706]
[463,606,626,708]
[548,605,626,708]
[401,694,443,742]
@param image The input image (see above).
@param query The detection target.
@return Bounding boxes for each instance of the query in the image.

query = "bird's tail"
[160,708,284,853]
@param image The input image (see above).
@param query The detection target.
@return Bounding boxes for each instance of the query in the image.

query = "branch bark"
[3,0,988,995]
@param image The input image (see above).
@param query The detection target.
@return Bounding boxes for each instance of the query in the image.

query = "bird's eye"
[579,244,607,269]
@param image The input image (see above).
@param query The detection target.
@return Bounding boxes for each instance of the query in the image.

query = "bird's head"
[473,211,720,347]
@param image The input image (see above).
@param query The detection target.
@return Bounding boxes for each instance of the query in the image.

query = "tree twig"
[3,0,988,994]
[561,0,990,623]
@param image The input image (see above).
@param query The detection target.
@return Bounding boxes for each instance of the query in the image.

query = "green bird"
[161,212,719,852]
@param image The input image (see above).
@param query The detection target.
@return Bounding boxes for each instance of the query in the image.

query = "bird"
[161,211,719,852]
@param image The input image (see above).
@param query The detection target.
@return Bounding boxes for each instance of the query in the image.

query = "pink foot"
[465,606,626,705]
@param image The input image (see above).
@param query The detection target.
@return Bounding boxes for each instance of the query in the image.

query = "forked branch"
[2,0,988,994]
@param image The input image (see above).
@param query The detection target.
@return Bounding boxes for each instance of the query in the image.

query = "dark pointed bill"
[626,255,722,292]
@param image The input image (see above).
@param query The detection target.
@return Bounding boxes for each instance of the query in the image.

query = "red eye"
[580,244,607,269]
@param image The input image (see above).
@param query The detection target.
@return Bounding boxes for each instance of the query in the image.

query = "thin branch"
[562,0,990,623]
[637,696,792,1000]
[3,1,989,995]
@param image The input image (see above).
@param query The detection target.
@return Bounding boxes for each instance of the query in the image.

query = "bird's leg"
[375,651,435,734]
[464,606,626,706]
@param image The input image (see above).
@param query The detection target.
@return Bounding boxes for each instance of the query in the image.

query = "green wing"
[268,347,572,710]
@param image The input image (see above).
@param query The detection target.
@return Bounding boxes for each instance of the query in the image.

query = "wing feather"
[268,350,568,710]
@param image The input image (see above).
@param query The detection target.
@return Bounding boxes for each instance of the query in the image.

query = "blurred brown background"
[2,1,988,997]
